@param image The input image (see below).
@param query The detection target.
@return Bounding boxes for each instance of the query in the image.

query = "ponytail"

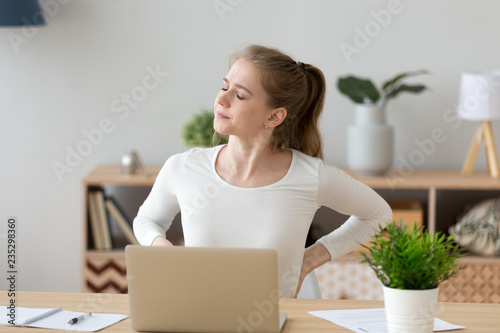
[231,45,326,159]
[291,64,325,160]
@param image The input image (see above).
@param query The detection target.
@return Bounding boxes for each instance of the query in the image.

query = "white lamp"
[458,70,500,178]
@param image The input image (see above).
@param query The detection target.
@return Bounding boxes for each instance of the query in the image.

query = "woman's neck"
[215,136,291,188]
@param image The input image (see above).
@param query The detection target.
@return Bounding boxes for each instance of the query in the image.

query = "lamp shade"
[458,70,500,121]
[0,0,45,27]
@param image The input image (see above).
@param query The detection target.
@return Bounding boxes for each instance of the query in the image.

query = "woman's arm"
[294,162,392,297]
[133,154,183,246]
[294,242,330,298]
[314,163,392,260]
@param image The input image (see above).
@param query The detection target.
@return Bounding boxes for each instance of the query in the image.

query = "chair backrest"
[297,270,322,299]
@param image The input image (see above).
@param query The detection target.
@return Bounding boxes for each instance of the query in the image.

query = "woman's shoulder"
[161,145,223,172]
[291,149,346,177]
[152,147,221,186]
[185,145,224,162]
[288,149,324,179]
[167,145,223,161]
[291,149,322,168]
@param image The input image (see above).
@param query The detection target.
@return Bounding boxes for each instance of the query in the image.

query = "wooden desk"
[2,292,499,332]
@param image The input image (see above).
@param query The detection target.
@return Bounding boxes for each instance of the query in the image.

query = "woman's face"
[213,58,275,139]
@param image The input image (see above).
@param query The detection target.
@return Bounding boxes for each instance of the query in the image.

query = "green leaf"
[337,76,380,104]
[381,70,429,91]
[384,84,427,102]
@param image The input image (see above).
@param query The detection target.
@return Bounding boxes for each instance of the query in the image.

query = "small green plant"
[337,70,428,107]
[182,109,228,147]
[360,221,466,290]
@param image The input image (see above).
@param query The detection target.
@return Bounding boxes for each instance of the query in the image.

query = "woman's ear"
[266,107,287,128]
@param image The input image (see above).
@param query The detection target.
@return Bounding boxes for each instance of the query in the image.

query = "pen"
[68,312,92,324]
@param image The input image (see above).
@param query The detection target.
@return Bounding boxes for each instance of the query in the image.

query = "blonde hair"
[230,44,326,159]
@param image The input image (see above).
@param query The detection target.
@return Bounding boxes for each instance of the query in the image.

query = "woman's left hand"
[294,242,331,298]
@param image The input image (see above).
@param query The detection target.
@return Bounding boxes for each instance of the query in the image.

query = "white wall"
[1,0,499,292]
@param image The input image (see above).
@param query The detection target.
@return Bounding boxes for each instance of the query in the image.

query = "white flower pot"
[383,286,439,333]
[347,105,393,176]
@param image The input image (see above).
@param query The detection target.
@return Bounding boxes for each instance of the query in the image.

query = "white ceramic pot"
[347,105,393,176]
[383,286,439,333]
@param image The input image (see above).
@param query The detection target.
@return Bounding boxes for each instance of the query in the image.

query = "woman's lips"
[216,112,230,119]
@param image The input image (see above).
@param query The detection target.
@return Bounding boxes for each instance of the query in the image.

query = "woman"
[133,44,392,298]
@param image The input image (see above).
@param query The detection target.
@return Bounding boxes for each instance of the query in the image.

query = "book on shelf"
[88,192,104,250]
[88,190,113,250]
[87,188,139,250]
[105,196,139,245]
[95,190,113,250]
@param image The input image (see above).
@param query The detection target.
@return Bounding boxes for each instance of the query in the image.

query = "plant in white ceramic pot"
[360,221,466,333]
[337,71,429,176]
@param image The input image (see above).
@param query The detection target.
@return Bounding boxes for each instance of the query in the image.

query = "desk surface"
[1,292,499,332]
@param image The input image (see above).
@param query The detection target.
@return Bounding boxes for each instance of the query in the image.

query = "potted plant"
[182,109,228,147]
[360,221,466,333]
[337,70,428,107]
[337,71,429,176]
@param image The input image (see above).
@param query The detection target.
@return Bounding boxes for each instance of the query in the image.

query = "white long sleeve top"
[133,145,392,297]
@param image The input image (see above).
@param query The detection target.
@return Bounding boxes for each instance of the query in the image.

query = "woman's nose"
[216,90,229,107]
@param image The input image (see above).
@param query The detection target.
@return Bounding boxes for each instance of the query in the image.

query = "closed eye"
[221,87,244,100]
[222,77,251,100]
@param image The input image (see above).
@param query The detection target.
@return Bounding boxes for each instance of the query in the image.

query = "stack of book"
[87,189,139,250]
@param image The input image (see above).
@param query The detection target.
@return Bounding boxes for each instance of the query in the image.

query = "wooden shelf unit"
[345,169,500,234]
[81,165,161,293]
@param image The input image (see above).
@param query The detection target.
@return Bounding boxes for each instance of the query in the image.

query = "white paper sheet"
[309,308,465,333]
[1,306,128,331]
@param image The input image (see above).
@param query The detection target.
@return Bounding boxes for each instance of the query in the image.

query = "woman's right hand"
[151,236,174,246]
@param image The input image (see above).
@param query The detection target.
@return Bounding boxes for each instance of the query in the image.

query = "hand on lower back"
[151,236,173,246]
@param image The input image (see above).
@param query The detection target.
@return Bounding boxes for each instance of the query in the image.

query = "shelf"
[347,169,500,190]
[84,166,500,189]
[83,165,162,186]
[86,250,126,260]
[460,254,500,265]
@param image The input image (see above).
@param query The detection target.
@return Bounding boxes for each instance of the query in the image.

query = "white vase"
[347,105,393,176]
[383,286,439,333]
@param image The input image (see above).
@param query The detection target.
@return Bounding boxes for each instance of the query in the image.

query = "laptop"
[125,245,287,332]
